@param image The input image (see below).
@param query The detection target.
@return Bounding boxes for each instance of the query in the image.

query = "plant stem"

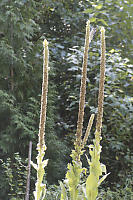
[38,39,49,149]
[96,27,106,138]
[34,39,49,200]
[82,114,95,148]
[76,20,90,149]
[86,27,106,200]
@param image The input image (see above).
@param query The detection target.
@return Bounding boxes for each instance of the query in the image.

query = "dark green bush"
[98,173,133,199]
[1,153,27,200]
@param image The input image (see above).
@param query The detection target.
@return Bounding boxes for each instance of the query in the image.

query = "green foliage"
[1,153,28,200]
[45,84,70,184]
[61,39,133,187]
[0,0,41,97]
[45,185,61,200]
[0,0,70,188]
[0,90,38,155]
[98,173,133,199]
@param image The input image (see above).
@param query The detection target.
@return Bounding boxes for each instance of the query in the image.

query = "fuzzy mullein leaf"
[88,144,94,157]
[98,173,110,186]
[77,193,86,200]
[100,163,107,174]
[92,149,102,176]
[90,161,102,180]
[60,181,68,200]
[33,191,37,199]
[94,159,102,177]
[42,159,48,168]
[41,184,46,200]
[85,141,102,199]
[86,174,98,200]
[81,184,87,199]
[78,183,87,200]
[85,154,91,165]
[70,148,85,164]
[66,163,80,187]
[66,163,83,200]
[30,161,37,170]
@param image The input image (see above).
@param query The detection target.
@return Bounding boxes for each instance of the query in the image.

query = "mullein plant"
[31,39,49,200]
[60,20,94,200]
[60,21,109,200]
[85,27,110,200]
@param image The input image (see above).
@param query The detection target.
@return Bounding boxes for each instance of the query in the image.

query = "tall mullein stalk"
[31,39,49,200]
[85,27,109,200]
[75,20,90,162]
[60,20,95,200]
[95,26,106,142]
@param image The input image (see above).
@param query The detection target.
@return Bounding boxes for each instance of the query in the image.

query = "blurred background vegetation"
[0,0,133,199]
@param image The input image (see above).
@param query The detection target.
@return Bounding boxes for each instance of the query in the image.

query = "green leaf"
[86,174,98,200]
[98,19,108,26]
[95,4,103,10]
[30,161,37,170]
[60,181,68,200]
[41,184,46,200]
[98,173,110,186]
[82,8,93,14]
[109,49,115,53]
[100,163,107,174]
[90,17,96,22]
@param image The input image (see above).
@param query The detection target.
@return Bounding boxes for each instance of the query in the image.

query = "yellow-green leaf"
[86,174,98,200]
[95,4,103,9]
[98,19,108,26]
[90,17,96,22]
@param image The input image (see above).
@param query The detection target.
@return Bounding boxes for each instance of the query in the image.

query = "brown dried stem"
[38,39,49,149]
[75,20,90,147]
[96,27,106,136]
[82,114,95,148]
[32,39,49,200]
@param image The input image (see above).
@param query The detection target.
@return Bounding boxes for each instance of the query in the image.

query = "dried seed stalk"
[32,39,49,200]
[96,27,106,136]
[76,20,90,148]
